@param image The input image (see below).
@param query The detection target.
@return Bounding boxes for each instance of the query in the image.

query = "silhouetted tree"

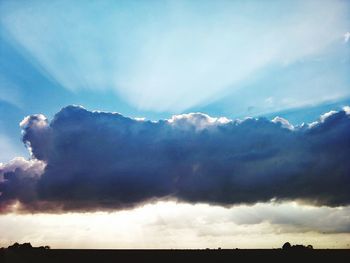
[8,243,20,249]
[282,242,291,250]
[293,245,306,250]
[21,243,33,249]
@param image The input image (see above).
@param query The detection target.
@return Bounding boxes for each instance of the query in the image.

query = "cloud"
[0,157,45,213]
[344,32,350,42]
[0,75,23,108]
[1,201,349,248]
[1,105,350,213]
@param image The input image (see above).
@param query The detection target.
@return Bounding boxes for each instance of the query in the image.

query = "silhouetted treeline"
[0,241,317,251]
[4,242,50,250]
[282,242,313,250]
[1,247,350,263]
[1,241,350,263]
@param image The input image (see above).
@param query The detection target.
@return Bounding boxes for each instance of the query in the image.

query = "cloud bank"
[1,201,350,249]
[1,105,350,213]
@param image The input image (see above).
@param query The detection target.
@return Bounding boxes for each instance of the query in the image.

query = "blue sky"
[1,0,350,249]
[1,0,350,162]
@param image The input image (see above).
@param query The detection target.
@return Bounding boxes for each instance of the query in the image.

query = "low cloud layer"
[1,105,350,212]
[1,201,350,249]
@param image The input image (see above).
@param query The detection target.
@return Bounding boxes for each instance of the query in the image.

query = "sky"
[0,0,350,249]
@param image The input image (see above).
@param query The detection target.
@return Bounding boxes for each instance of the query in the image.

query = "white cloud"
[344,32,350,42]
[168,112,231,131]
[272,116,294,130]
[0,157,45,179]
[343,106,350,114]
[20,114,48,129]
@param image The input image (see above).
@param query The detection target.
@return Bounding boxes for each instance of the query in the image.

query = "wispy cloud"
[344,32,350,42]
[0,75,23,108]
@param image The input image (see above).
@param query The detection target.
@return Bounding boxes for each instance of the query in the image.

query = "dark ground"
[1,249,350,263]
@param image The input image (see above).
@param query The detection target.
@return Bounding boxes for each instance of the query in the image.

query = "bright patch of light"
[0,201,349,249]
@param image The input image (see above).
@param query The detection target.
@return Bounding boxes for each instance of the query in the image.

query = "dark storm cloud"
[1,105,350,212]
